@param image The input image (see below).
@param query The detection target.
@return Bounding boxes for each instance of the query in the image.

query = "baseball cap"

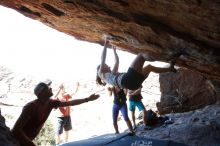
[34,79,52,96]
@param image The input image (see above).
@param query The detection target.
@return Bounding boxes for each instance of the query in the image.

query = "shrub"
[33,119,55,146]
[3,113,14,120]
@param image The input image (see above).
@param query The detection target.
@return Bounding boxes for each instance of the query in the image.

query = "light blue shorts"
[129,100,145,111]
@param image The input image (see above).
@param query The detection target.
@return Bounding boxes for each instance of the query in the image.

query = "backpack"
[146,109,159,126]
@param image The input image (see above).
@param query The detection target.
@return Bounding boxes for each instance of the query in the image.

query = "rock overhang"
[0,0,219,80]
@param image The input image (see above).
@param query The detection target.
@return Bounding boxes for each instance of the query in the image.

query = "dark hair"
[96,65,106,86]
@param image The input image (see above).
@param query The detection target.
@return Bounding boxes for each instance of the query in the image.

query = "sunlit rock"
[0,1,219,80]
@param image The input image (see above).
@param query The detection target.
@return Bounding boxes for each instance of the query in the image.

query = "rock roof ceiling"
[0,0,219,80]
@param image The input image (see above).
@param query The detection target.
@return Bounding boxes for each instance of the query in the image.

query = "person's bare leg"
[55,134,61,145]
[142,61,175,76]
[129,54,147,73]
[131,111,136,128]
[113,123,119,134]
[64,130,69,142]
[129,53,158,73]
[130,53,176,78]
[142,109,147,126]
[125,119,134,133]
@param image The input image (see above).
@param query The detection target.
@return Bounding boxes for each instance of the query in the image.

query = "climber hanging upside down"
[96,37,176,90]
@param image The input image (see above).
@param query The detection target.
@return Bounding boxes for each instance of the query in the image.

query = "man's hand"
[87,94,100,101]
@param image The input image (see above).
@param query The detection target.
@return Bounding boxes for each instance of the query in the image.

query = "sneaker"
[127,132,135,136]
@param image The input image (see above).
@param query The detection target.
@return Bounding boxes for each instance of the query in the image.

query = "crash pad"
[60,133,188,146]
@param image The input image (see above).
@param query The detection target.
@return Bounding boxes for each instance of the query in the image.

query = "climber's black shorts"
[121,67,146,90]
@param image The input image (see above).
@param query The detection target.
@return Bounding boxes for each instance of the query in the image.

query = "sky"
[0,6,136,83]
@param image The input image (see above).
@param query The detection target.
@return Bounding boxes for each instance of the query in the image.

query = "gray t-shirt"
[99,72,124,88]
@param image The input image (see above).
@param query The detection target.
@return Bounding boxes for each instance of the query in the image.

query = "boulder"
[157,68,216,114]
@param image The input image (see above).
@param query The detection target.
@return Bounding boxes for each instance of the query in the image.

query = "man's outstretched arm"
[59,93,100,107]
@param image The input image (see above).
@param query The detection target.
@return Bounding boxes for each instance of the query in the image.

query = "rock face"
[137,104,220,146]
[0,1,219,80]
[157,68,217,114]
